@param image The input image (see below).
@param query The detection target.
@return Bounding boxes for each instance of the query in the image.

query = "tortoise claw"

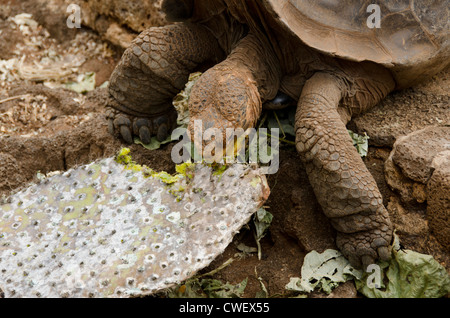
[347,254,361,269]
[105,106,178,145]
[155,115,170,142]
[362,255,375,271]
[112,115,133,144]
[113,115,131,128]
[107,118,115,135]
[133,118,152,136]
[120,125,133,144]
[377,246,391,261]
[157,123,169,142]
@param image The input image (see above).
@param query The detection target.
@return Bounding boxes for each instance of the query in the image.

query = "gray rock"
[427,151,450,251]
[392,126,450,184]
[385,126,450,202]
[385,126,450,251]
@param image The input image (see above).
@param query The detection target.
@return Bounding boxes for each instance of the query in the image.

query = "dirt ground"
[0,1,448,298]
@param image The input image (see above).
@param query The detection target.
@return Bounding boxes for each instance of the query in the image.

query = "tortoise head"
[185,64,262,163]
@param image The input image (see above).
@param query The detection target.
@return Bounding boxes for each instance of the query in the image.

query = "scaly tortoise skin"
[106,0,450,269]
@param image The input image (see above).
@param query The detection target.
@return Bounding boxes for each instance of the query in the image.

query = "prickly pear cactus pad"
[0,150,269,298]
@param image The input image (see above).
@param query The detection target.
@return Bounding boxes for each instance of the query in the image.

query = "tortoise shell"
[185,0,449,88]
[262,0,449,88]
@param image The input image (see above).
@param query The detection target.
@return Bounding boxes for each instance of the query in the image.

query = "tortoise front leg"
[107,23,224,143]
[295,71,395,269]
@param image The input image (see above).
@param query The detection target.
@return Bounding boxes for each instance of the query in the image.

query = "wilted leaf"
[65,72,96,93]
[254,208,273,241]
[355,234,450,298]
[285,249,360,294]
[236,243,257,254]
[99,81,109,89]
[286,234,450,298]
[255,268,269,298]
[134,127,185,151]
[166,275,247,298]
[253,208,273,260]
[201,278,248,298]
[0,150,269,298]
[348,130,370,157]
[10,13,39,30]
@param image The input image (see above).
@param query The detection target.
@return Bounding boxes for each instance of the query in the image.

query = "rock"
[385,126,450,203]
[0,153,26,196]
[350,69,450,148]
[104,23,137,49]
[77,0,166,34]
[385,126,450,251]
[427,151,450,251]
[392,126,450,184]
[76,0,167,49]
[384,152,416,204]
[20,0,79,42]
[17,0,167,49]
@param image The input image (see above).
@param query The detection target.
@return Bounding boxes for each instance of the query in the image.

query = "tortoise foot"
[106,105,178,144]
[336,220,392,270]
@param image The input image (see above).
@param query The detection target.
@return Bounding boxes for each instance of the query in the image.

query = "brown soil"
[0,1,448,298]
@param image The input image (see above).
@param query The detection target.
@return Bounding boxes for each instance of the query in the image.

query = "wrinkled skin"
[106,0,395,269]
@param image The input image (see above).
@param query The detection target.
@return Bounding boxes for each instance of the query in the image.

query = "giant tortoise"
[106,0,449,268]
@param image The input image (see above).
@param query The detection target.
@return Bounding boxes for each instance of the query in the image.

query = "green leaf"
[98,81,109,89]
[165,279,207,298]
[65,72,96,93]
[134,127,186,151]
[166,277,248,298]
[254,208,273,241]
[175,161,194,176]
[253,208,273,260]
[356,234,450,298]
[201,277,248,298]
[134,135,172,151]
[348,130,370,157]
[267,112,295,138]
[151,171,180,184]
